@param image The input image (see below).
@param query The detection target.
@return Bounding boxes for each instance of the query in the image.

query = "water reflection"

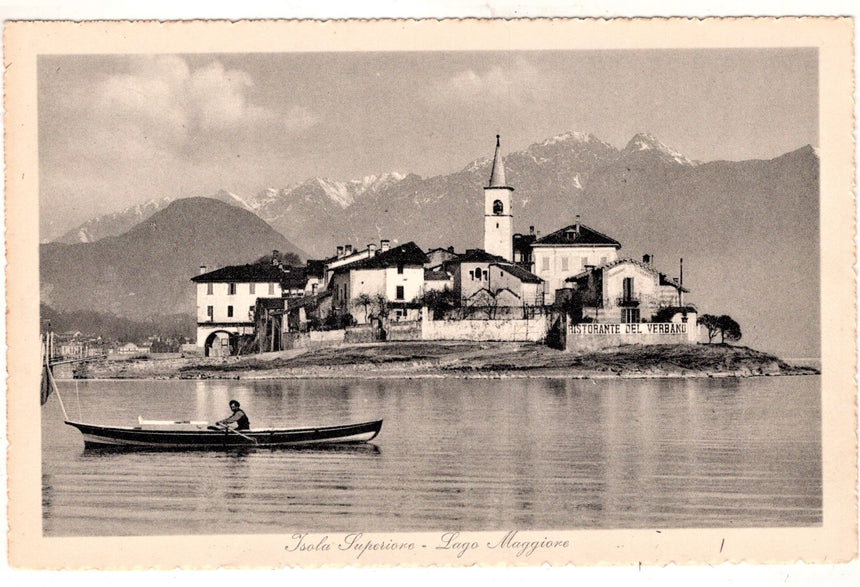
[43,376,821,535]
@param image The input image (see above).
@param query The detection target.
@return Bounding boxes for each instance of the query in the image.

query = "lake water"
[42,376,821,536]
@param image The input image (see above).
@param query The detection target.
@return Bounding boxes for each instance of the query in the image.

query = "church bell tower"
[483,135,514,261]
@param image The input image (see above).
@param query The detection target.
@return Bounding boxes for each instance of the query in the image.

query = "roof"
[487,135,512,189]
[192,263,285,283]
[192,262,316,289]
[456,248,508,263]
[287,291,331,310]
[333,241,429,272]
[424,268,451,281]
[490,263,543,284]
[532,223,621,248]
[565,257,689,292]
[280,267,309,289]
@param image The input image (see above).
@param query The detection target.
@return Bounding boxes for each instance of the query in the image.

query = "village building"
[329,241,429,323]
[191,251,315,356]
[564,256,690,323]
[424,267,454,293]
[425,246,458,271]
[512,226,538,272]
[530,217,622,296]
[448,248,545,309]
[304,259,326,295]
[324,240,391,285]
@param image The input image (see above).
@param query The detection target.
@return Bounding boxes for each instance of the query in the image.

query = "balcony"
[616,294,640,307]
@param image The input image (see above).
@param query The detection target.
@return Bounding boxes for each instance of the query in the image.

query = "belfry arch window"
[492,199,504,215]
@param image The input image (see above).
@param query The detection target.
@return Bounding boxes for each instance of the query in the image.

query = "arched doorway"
[204,330,237,357]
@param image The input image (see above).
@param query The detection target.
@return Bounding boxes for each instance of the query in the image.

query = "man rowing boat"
[215,400,250,431]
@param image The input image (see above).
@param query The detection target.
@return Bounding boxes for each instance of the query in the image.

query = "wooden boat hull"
[65,419,382,449]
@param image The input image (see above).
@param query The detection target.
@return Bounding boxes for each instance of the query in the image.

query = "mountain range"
[41,198,305,320]
[44,132,819,357]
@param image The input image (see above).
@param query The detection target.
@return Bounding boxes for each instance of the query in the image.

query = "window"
[493,199,504,215]
[397,263,404,274]
[469,270,475,280]
[622,308,640,323]
[249,283,255,294]
[541,257,550,271]
[228,283,236,295]
[206,282,213,295]
[600,256,607,265]
[475,267,482,280]
[268,283,275,295]
[561,257,569,271]
[623,277,634,299]
[227,305,234,318]
[396,286,405,300]
[206,306,213,320]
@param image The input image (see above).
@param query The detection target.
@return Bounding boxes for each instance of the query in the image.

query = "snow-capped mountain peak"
[622,133,696,166]
[540,131,597,147]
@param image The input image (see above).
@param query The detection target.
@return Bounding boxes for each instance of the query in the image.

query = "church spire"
[487,134,508,188]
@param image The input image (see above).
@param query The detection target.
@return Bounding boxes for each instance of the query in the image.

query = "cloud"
[72,55,319,159]
[432,58,545,105]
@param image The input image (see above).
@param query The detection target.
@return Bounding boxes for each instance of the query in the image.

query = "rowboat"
[64,418,383,450]
[41,332,382,450]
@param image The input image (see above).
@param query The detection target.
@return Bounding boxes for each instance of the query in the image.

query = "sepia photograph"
[5,17,856,569]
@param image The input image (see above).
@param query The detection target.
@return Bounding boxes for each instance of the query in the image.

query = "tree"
[421,287,458,319]
[374,294,389,319]
[716,315,742,343]
[699,314,720,343]
[353,293,374,322]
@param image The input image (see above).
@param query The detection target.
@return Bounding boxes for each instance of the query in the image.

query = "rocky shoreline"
[68,342,819,381]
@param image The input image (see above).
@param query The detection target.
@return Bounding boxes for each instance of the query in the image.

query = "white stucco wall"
[196,281,281,323]
[422,311,548,342]
[533,245,619,294]
[333,266,425,324]
[484,186,513,261]
[384,266,424,303]
[596,263,684,322]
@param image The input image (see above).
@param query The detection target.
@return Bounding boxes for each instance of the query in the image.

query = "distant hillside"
[40,197,306,320]
[48,132,820,357]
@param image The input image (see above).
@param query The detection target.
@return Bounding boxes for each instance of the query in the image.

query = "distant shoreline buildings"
[192,136,696,357]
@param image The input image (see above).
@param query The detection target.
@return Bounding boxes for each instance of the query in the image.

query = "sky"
[38,49,818,239]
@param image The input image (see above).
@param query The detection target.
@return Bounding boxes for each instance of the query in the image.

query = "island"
[72,342,819,380]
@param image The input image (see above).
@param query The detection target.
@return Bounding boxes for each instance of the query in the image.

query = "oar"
[211,423,258,445]
[139,417,209,426]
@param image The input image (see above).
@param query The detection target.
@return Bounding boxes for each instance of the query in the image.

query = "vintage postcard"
[4,18,856,569]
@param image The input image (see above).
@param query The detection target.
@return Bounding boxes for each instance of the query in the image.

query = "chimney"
[199,265,207,275]
[381,239,390,252]
[575,215,581,235]
[271,250,280,265]
[336,245,344,258]
[448,246,455,253]
[643,253,651,265]
[368,243,377,256]
[344,244,353,256]
[529,225,535,235]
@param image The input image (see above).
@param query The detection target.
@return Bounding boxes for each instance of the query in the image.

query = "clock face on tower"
[492,199,504,215]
